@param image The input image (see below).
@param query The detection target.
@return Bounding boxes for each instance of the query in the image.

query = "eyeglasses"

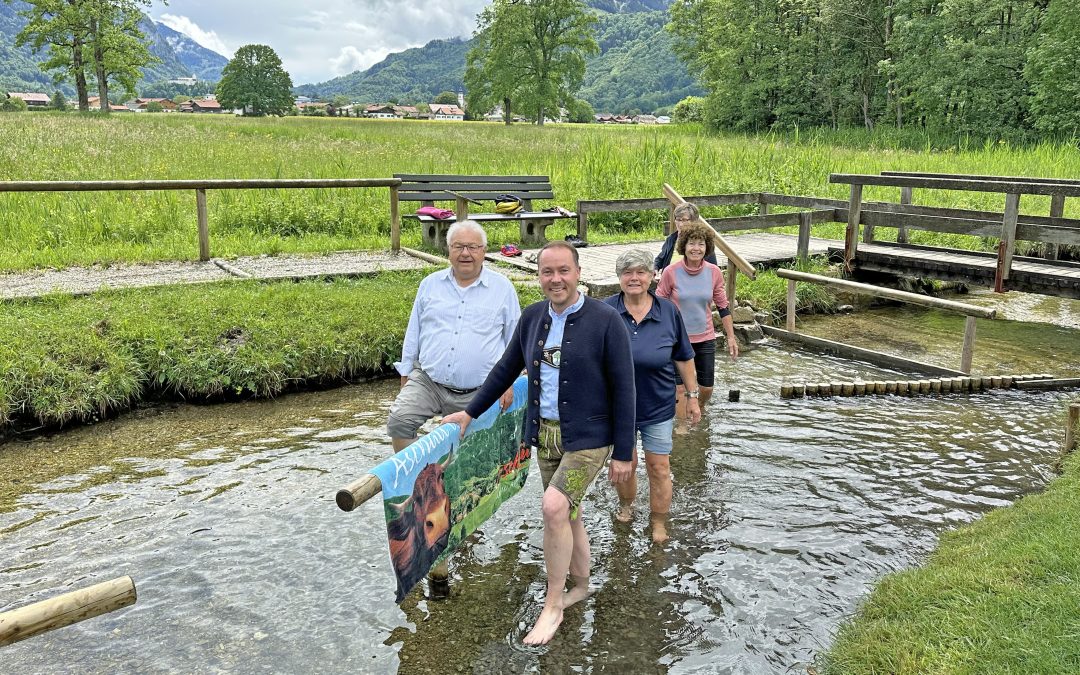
[449,243,485,253]
[673,217,693,224]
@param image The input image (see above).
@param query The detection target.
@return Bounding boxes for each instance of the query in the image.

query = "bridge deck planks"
[830,242,1080,299]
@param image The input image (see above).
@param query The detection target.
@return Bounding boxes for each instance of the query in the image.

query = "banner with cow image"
[370,376,530,602]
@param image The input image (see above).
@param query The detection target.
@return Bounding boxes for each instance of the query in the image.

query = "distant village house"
[429,104,464,121]
[6,92,50,108]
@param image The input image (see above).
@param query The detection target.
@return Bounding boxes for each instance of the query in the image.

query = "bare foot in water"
[615,502,633,523]
[562,576,593,609]
[650,513,670,544]
[523,603,564,645]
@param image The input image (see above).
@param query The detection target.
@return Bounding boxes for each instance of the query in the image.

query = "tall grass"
[2,113,1079,271]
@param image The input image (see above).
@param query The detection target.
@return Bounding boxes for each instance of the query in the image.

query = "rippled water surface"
[1,305,1077,674]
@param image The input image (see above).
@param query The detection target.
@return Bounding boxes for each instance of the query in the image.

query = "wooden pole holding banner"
[662,183,756,278]
[336,473,382,512]
[0,576,136,647]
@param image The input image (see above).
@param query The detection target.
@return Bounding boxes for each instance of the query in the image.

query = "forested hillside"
[667,0,1080,137]
[296,6,701,113]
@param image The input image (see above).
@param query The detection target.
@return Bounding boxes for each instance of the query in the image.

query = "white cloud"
[158,14,233,58]
[329,46,393,76]
[151,0,491,84]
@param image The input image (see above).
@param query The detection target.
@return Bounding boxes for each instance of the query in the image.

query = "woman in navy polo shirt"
[604,249,701,544]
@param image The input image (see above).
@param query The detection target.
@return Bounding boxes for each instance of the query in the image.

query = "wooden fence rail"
[0,178,402,261]
[776,268,995,374]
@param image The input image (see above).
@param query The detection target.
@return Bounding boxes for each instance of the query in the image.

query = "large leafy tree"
[85,0,156,111]
[11,0,92,110]
[216,44,294,116]
[1026,0,1080,136]
[465,0,598,126]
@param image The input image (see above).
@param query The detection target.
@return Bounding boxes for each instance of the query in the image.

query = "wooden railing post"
[960,315,977,374]
[665,203,674,236]
[1045,193,1065,261]
[796,211,811,263]
[997,193,1021,285]
[758,197,769,217]
[577,201,589,241]
[844,183,863,270]
[196,188,210,261]
[390,186,401,252]
[897,186,912,243]
[786,279,796,331]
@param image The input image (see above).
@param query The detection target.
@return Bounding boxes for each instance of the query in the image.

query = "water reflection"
[0,331,1073,673]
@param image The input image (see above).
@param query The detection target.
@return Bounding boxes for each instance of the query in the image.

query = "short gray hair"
[615,249,655,276]
[446,220,487,248]
[673,202,700,222]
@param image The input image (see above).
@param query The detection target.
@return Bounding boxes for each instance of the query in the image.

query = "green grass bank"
[3,114,1080,271]
[820,439,1080,674]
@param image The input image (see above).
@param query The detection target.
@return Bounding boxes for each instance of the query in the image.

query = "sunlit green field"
[2,113,1079,271]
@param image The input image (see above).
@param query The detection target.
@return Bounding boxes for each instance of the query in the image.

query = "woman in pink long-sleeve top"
[656,220,739,418]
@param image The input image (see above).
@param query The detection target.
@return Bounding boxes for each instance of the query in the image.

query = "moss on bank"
[820,443,1080,674]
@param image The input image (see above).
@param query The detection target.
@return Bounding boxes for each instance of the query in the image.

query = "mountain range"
[1,0,699,114]
[0,1,227,95]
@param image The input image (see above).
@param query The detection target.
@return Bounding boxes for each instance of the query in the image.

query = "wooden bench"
[391,174,577,251]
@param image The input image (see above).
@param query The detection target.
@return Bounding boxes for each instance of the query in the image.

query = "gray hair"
[673,202,700,222]
[615,249,655,276]
[446,220,487,247]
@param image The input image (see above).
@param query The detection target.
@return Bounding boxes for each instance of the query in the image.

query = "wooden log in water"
[831,383,844,396]
[0,576,136,647]
[896,381,910,395]
[920,380,932,394]
[820,383,833,397]
[1014,378,1080,391]
[804,384,818,396]
[1002,376,1014,388]
[874,381,887,395]
[885,381,897,394]
[982,376,994,389]
[991,376,1003,389]
[930,379,942,393]
[841,382,854,396]
[854,381,866,396]
[793,384,805,398]
[781,385,794,399]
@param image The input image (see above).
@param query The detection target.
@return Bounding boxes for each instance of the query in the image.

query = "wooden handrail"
[0,576,136,647]
[881,171,1080,187]
[775,269,996,318]
[0,178,401,192]
[829,173,1080,198]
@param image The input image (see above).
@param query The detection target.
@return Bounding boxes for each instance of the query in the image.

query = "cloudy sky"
[150,0,489,85]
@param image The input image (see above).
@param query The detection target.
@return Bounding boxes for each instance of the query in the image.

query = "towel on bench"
[416,206,455,220]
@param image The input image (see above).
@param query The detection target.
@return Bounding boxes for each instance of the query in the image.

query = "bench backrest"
[394,174,554,205]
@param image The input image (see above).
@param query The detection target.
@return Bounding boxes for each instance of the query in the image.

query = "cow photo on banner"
[370,376,530,602]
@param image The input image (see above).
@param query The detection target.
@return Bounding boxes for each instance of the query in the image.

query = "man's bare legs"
[524,486,591,645]
[391,436,415,452]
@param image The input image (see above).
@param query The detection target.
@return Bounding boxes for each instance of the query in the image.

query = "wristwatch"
[686,389,700,399]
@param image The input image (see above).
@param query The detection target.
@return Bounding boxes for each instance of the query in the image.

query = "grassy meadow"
[2,113,1080,271]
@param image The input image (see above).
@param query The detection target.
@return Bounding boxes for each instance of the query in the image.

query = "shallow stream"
[2,295,1079,674]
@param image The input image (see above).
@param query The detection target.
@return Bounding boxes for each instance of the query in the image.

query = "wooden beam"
[576,193,761,215]
[1046,194,1065,260]
[390,186,401,252]
[830,173,1080,198]
[882,171,1080,186]
[845,183,862,269]
[898,186,912,243]
[336,473,382,512]
[775,268,996,318]
[195,189,209,261]
[707,209,836,233]
[760,326,967,376]
[662,184,756,278]
[1000,193,1021,281]
[960,316,977,374]
[0,577,136,647]
[726,259,737,308]
[1013,379,1080,391]
[1067,403,1079,453]
[0,178,402,192]
[797,211,812,262]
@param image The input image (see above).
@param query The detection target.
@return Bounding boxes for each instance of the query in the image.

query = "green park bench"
[392,174,577,251]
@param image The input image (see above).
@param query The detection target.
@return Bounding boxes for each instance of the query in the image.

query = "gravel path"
[0,250,435,300]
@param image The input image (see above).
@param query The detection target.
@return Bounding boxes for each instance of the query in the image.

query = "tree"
[330,94,350,115]
[145,100,163,112]
[1,96,29,112]
[566,98,594,123]
[1026,0,1080,136]
[50,91,68,110]
[465,0,598,126]
[85,0,156,111]
[216,44,294,116]
[433,90,459,105]
[12,0,92,111]
[672,95,705,123]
